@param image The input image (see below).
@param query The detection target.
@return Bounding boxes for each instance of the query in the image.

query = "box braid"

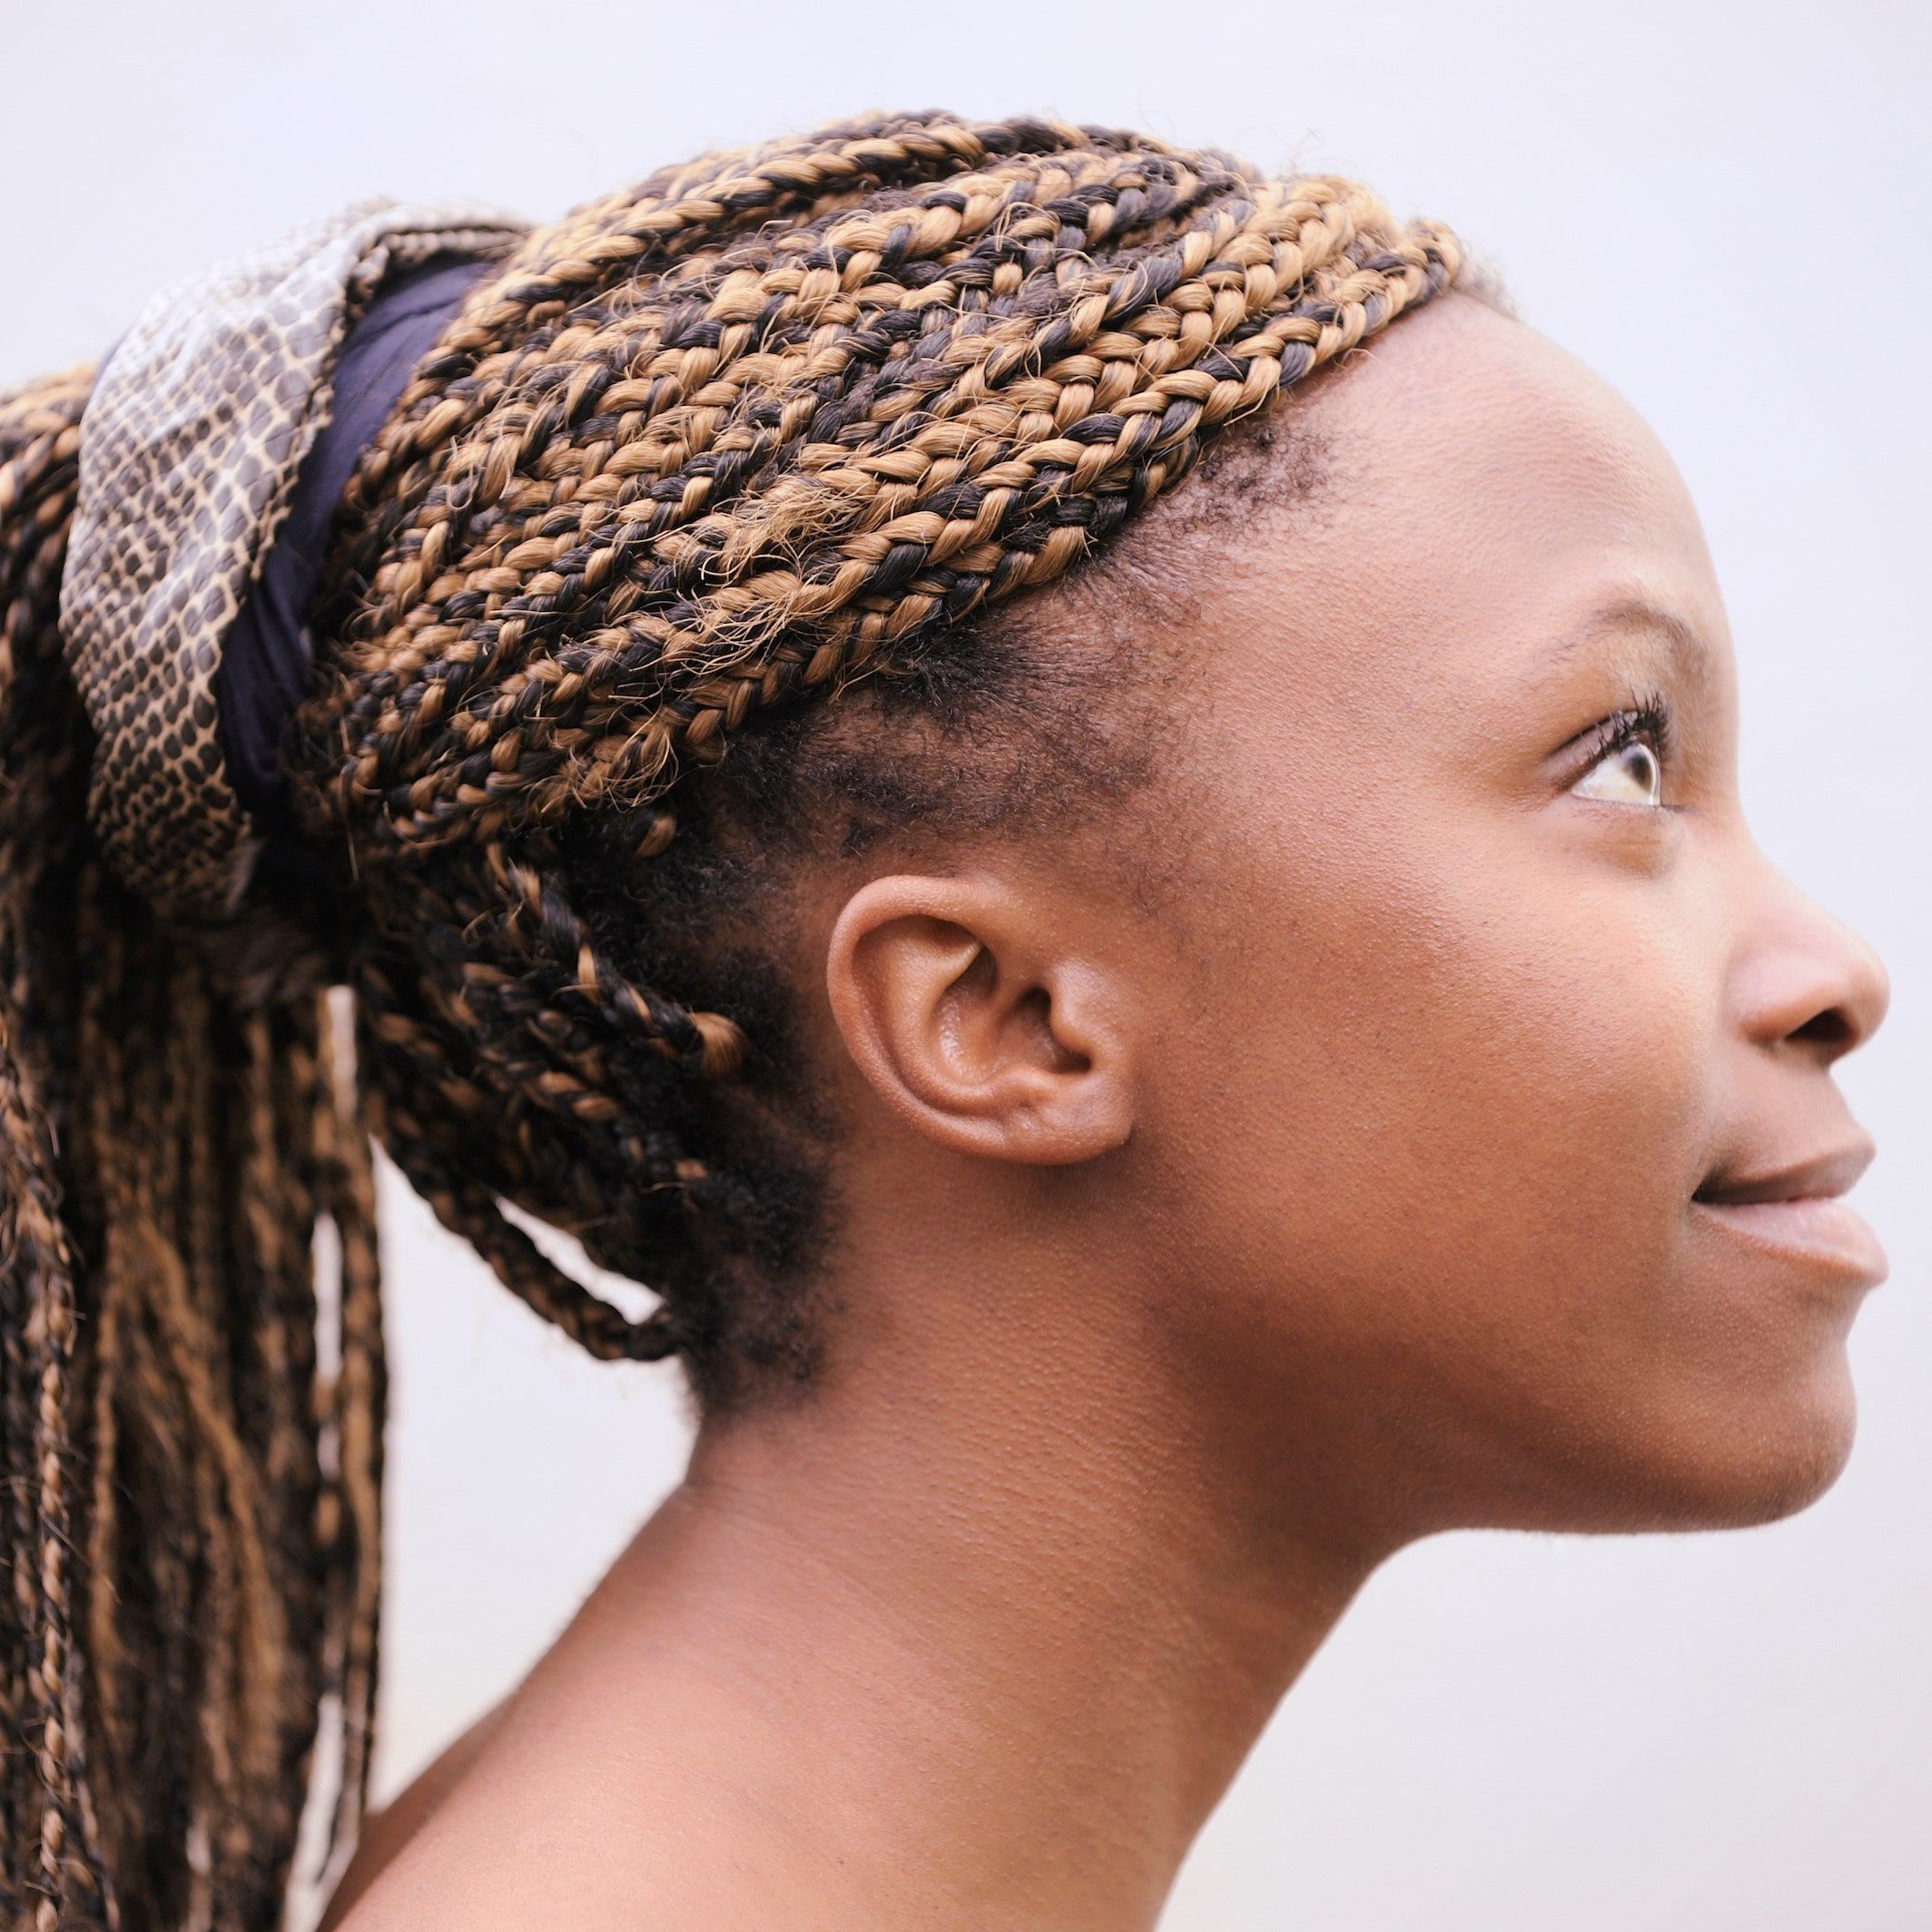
[291,106,1463,1370]
[0,109,1461,1927]
[0,370,382,1924]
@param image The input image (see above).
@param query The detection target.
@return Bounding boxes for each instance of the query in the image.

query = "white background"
[5,3,1927,1926]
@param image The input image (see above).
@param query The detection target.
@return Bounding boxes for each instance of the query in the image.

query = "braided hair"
[0,110,1462,1928]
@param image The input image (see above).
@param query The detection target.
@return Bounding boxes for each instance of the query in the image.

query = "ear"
[824,873,1135,1165]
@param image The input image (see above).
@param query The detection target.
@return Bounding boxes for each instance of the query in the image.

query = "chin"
[1621,1370,1861,1533]
[1725,1411,1859,1527]
[1498,1359,1862,1537]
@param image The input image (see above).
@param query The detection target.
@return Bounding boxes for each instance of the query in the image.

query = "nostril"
[1791,1009,1856,1050]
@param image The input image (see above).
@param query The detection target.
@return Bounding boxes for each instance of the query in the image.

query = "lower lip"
[1690,1198,1888,1285]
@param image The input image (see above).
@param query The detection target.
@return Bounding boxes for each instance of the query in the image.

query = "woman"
[0,111,1889,1930]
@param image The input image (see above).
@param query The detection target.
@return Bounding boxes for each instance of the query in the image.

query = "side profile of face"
[808,288,1890,1558]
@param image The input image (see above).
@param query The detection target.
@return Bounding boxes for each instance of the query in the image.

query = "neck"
[339,1235,1393,1932]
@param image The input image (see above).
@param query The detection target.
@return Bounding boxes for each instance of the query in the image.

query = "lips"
[1691,1135,1887,1284]
[1692,1138,1875,1207]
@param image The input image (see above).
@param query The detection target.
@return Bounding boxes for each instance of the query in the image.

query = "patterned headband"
[59,196,529,922]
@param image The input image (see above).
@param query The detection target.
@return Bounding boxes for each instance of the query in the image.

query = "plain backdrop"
[5,3,1928,1927]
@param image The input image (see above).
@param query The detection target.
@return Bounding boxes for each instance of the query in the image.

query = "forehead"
[1305,291,1690,544]
[1198,291,1728,712]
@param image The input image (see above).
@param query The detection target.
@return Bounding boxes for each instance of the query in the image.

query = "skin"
[325,290,1890,1931]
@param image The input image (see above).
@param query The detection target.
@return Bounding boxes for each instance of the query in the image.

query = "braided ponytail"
[0,374,383,1923]
[2,108,1462,1926]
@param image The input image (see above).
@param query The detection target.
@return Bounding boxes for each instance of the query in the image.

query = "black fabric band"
[213,252,493,839]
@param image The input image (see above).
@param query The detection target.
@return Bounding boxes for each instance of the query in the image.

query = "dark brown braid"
[1,110,1461,1927]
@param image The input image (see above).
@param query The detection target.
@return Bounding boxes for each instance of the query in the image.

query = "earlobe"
[825,875,1134,1166]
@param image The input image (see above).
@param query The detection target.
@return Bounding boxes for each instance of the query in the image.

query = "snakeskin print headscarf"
[59,195,529,922]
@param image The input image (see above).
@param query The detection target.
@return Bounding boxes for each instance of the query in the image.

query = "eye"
[1568,694,1675,810]
[1573,735,1662,808]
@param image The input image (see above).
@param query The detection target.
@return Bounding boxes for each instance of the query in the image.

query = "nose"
[1730,848,1891,1065]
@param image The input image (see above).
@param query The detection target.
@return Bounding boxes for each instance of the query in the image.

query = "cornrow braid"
[0,108,1462,1926]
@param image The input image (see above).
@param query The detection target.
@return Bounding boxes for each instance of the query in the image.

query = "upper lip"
[1693,1135,1876,1206]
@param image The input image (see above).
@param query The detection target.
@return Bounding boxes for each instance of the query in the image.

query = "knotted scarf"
[60,195,529,921]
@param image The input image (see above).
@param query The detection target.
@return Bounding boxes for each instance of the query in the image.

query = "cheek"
[1199,826,1709,1325]
[1138,806,1838,1528]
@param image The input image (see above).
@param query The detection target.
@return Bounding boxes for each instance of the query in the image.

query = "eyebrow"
[1529,596,1717,694]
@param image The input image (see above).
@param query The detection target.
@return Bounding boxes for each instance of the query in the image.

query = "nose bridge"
[1723,831,1891,1060]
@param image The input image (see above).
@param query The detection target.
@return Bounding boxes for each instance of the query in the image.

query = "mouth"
[1690,1137,1888,1286]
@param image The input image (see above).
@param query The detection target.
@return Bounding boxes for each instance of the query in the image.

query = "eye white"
[1572,738,1663,808]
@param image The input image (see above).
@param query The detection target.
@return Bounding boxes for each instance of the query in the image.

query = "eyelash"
[1576,685,1678,794]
